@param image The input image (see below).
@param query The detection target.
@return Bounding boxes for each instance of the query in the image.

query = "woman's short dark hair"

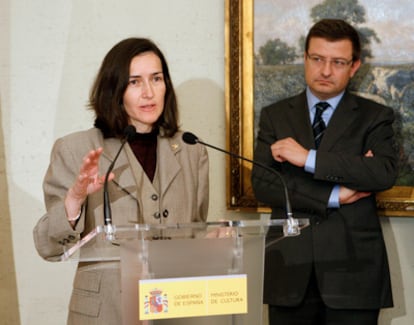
[89,38,179,138]
[305,19,361,62]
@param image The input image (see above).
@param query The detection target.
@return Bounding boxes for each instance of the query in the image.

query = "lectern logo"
[144,288,169,314]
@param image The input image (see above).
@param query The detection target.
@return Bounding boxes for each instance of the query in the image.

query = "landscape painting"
[225,0,414,216]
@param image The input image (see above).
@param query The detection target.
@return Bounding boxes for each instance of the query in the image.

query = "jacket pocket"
[69,270,102,317]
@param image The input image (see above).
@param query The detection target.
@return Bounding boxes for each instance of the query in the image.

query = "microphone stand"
[189,135,299,236]
[103,125,136,239]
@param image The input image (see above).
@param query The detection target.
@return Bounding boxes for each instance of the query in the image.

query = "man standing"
[252,19,398,324]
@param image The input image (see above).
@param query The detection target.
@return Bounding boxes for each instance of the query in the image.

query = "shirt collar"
[306,87,345,111]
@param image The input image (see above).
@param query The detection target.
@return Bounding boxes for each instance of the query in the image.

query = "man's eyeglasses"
[306,54,353,69]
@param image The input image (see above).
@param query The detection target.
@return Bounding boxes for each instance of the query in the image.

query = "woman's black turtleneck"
[128,130,157,182]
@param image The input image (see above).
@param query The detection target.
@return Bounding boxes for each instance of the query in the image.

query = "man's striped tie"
[312,102,330,149]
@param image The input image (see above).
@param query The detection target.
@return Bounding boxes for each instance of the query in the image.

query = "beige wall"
[0,1,412,324]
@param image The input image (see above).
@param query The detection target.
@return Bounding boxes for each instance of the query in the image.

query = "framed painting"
[225,0,414,216]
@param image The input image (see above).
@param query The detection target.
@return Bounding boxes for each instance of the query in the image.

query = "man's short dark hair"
[305,19,361,61]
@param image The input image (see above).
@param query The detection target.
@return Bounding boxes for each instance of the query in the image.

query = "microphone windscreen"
[182,132,198,144]
[123,125,137,140]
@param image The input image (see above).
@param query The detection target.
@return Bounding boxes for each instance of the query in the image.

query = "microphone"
[103,125,136,230]
[182,132,299,236]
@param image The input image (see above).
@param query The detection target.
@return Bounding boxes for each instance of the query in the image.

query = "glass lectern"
[61,217,309,325]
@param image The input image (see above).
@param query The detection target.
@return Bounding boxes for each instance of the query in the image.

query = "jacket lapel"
[101,135,181,198]
[101,138,138,197]
[321,92,359,151]
[288,92,315,149]
[157,135,181,194]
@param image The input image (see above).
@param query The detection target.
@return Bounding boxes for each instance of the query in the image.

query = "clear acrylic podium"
[61,217,309,325]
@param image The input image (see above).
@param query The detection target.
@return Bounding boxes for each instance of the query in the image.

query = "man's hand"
[271,137,309,167]
[365,149,373,157]
[339,186,372,204]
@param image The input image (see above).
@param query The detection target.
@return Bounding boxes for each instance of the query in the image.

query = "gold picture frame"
[224,0,414,217]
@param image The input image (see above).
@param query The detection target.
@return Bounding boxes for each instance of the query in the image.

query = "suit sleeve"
[314,105,398,191]
[252,106,334,216]
[33,138,85,261]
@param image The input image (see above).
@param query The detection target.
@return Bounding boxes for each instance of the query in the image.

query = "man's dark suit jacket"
[252,90,398,309]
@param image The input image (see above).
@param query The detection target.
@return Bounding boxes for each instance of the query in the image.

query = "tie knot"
[315,102,330,112]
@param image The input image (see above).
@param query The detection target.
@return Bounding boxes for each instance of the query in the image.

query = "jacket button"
[151,194,158,201]
[153,212,161,219]
[162,209,169,218]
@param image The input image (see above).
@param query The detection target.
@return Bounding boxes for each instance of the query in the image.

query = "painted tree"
[258,38,297,65]
[309,0,380,62]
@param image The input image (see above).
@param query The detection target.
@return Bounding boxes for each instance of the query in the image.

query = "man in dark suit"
[251,19,398,325]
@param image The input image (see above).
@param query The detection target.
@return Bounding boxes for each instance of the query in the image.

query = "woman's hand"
[64,147,114,223]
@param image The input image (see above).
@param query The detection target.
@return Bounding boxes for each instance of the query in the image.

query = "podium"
[61,217,309,324]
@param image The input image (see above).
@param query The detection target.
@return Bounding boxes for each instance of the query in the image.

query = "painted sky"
[254,0,414,63]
